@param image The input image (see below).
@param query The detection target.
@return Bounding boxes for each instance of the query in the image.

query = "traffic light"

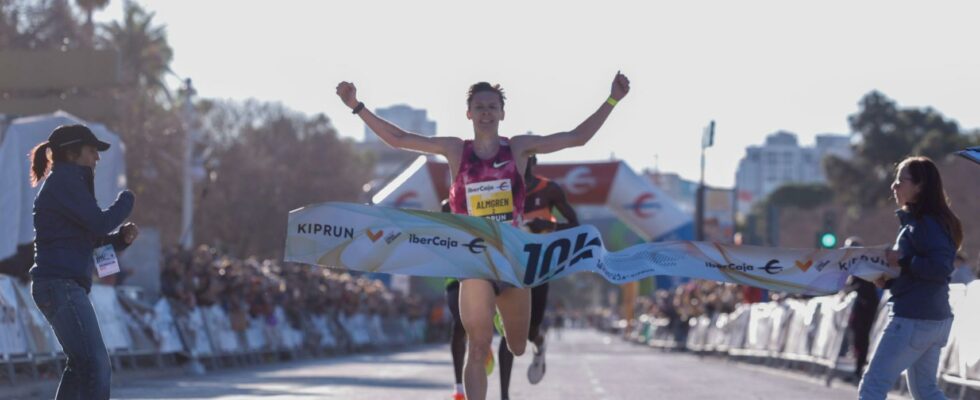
[818,210,838,249]
[818,231,838,249]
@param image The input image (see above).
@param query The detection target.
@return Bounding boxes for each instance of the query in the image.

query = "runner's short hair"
[467,82,506,108]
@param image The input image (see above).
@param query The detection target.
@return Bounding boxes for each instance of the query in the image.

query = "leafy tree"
[2,1,378,261]
[99,0,172,94]
[86,1,182,247]
[740,184,833,246]
[767,183,834,209]
[75,0,109,45]
[0,0,28,48]
[194,100,374,258]
[825,91,968,208]
[0,0,86,50]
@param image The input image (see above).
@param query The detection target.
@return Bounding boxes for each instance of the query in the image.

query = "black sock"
[499,336,514,399]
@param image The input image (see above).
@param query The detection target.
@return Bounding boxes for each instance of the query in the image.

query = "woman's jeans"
[32,279,111,400]
[858,312,953,400]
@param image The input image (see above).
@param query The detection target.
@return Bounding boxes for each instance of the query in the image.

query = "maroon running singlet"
[448,137,526,226]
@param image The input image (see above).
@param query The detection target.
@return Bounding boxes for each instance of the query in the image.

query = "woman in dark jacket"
[28,125,138,400]
[859,156,962,400]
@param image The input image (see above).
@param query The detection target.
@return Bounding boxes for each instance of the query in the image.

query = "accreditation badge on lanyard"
[465,179,515,223]
[93,245,120,278]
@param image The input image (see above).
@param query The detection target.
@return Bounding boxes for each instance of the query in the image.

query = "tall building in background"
[364,105,436,144]
[735,131,852,214]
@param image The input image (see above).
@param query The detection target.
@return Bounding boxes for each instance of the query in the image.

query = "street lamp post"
[177,78,207,375]
[179,78,197,251]
[696,120,715,241]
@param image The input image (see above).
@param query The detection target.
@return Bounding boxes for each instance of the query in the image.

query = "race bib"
[466,179,514,222]
[93,245,120,278]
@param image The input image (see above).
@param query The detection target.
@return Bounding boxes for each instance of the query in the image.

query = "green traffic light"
[820,232,838,248]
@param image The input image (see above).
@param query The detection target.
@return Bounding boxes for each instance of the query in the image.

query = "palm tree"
[75,0,110,45]
[99,0,172,95]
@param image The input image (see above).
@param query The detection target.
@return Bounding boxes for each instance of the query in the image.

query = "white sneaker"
[527,342,546,384]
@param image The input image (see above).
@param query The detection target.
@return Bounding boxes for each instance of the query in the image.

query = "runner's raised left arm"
[513,72,630,156]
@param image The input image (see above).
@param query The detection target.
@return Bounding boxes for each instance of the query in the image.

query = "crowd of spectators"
[583,280,758,340]
[614,254,980,346]
[160,245,434,338]
[641,280,743,323]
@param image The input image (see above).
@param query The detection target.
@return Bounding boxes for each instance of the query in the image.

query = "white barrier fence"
[633,281,980,395]
[0,276,428,384]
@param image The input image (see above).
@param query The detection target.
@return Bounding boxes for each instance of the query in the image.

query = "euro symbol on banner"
[762,259,783,274]
[627,192,660,218]
[464,238,487,254]
[393,191,421,209]
[562,167,596,195]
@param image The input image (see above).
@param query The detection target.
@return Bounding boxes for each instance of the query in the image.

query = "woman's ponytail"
[29,141,52,187]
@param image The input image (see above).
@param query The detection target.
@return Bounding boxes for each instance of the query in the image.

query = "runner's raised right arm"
[336,81,460,157]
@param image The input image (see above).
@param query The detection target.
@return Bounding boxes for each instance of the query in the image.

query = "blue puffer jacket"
[887,209,956,320]
[29,163,134,292]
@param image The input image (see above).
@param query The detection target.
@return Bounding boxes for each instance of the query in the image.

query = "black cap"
[48,124,110,151]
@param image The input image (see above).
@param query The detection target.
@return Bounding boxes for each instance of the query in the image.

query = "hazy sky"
[97,0,980,187]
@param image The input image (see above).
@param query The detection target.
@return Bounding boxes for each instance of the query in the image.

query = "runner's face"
[467,91,504,132]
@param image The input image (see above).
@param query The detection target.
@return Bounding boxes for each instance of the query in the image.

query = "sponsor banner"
[538,162,620,204]
[608,161,690,241]
[13,280,61,354]
[90,285,133,351]
[152,299,185,354]
[285,202,897,295]
[948,281,980,381]
[372,156,440,210]
[0,276,29,356]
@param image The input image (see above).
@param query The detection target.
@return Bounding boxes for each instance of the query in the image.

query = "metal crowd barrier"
[0,275,429,384]
[631,282,980,398]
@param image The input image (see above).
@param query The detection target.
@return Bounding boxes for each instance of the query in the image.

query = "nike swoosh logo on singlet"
[493,160,511,168]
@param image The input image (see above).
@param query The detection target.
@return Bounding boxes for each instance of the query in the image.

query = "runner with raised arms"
[336,72,630,400]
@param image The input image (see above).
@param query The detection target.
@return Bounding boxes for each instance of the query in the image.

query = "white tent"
[0,111,127,261]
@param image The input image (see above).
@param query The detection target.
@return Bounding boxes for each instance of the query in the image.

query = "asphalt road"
[95,328,878,399]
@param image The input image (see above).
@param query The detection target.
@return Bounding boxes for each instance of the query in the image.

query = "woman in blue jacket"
[28,125,138,400]
[859,156,962,400]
